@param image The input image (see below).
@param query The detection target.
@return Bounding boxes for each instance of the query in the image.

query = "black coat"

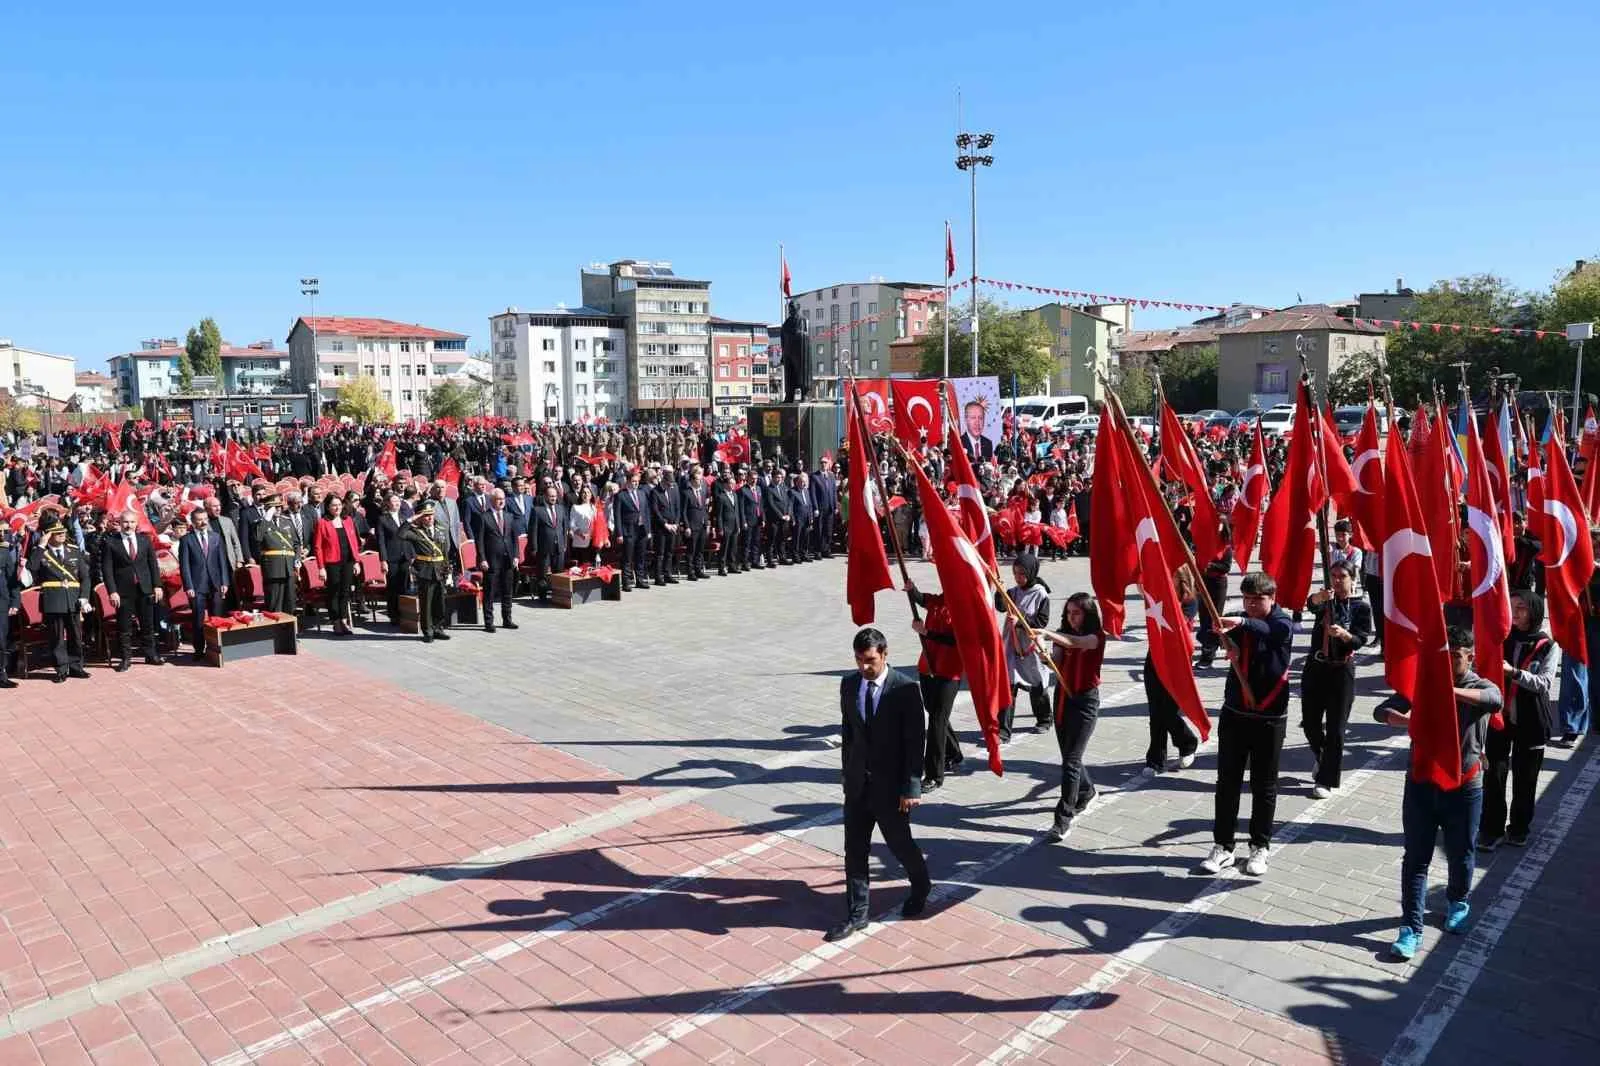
[474,508,520,569]
[681,482,710,531]
[614,485,651,538]
[99,532,161,599]
[715,488,743,533]
[527,501,568,559]
[839,667,925,805]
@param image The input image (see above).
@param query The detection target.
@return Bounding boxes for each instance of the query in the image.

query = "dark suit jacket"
[839,668,925,805]
[960,431,995,464]
[179,530,230,596]
[681,482,710,530]
[527,501,568,558]
[100,532,160,598]
[615,486,651,537]
[810,472,839,514]
[649,483,681,528]
[376,512,408,564]
[715,488,743,533]
[475,508,520,569]
[462,493,492,541]
[762,482,792,523]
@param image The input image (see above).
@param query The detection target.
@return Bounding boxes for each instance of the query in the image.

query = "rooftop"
[1219,304,1386,336]
[75,371,114,385]
[108,342,289,363]
[1117,327,1220,354]
[292,316,467,341]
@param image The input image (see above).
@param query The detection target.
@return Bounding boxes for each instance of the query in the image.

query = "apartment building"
[580,260,711,419]
[287,316,469,421]
[0,338,76,406]
[107,338,288,407]
[487,307,627,422]
[707,317,767,418]
[783,280,944,399]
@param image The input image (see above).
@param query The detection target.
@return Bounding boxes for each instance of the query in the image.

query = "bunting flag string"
[1349,317,1566,340]
[974,276,1229,313]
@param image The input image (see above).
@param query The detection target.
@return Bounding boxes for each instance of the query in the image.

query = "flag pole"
[942,221,952,381]
[846,371,919,621]
[1295,343,1335,660]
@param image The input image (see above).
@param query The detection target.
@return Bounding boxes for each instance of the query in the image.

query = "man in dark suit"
[714,472,743,577]
[505,476,535,530]
[526,484,568,602]
[810,457,839,559]
[179,509,231,657]
[790,472,816,564]
[828,627,932,942]
[474,488,520,630]
[680,465,711,580]
[99,510,164,670]
[375,493,410,620]
[762,471,794,566]
[739,470,764,571]
[649,468,682,585]
[0,532,20,687]
[462,478,492,542]
[959,400,995,464]
[615,470,652,590]
[234,485,263,566]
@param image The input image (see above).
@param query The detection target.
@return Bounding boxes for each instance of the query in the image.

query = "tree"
[1545,258,1600,336]
[1117,364,1155,416]
[1154,344,1218,412]
[916,298,1054,396]
[336,375,394,424]
[185,317,223,382]
[425,378,488,420]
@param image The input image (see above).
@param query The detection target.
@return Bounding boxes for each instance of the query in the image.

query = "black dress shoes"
[901,890,930,919]
[69,668,91,680]
[823,917,869,943]
[146,655,166,666]
[115,660,131,673]
[0,678,16,689]
[434,631,451,641]
[502,620,519,630]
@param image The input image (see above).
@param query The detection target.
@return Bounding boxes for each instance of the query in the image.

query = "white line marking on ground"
[978,737,1410,1065]
[1381,741,1600,1066]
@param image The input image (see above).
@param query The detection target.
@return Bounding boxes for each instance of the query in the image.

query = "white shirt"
[857,673,887,722]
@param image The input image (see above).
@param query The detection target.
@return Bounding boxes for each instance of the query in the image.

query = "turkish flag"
[1128,465,1211,741]
[589,490,611,550]
[853,379,894,435]
[1482,400,1515,551]
[1346,402,1383,553]
[1578,406,1600,524]
[1379,424,1460,790]
[714,430,750,467]
[375,439,398,478]
[908,458,1006,775]
[437,457,462,499]
[1539,436,1594,666]
[1230,420,1268,573]
[1090,401,1137,636]
[225,439,265,483]
[1258,381,1325,612]
[1464,407,1512,700]
[844,398,893,624]
[210,439,226,474]
[944,221,956,279]
[1318,404,1365,549]
[1158,398,1221,569]
[781,254,792,299]
[945,421,998,575]
[890,379,941,450]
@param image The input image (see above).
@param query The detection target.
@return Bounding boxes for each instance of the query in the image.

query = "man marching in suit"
[827,627,932,942]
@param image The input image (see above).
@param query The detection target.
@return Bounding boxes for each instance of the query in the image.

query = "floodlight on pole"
[955,129,994,377]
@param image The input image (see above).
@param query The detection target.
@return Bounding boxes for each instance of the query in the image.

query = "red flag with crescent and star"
[1319,403,1365,549]
[890,379,941,451]
[1346,403,1383,554]
[1258,381,1325,612]
[1089,401,1137,636]
[1464,405,1511,700]
[852,379,894,435]
[1157,396,1221,570]
[1230,419,1268,573]
[944,221,956,279]
[1482,401,1515,550]
[945,421,997,576]
[844,396,893,625]
[1540,435,1594,666]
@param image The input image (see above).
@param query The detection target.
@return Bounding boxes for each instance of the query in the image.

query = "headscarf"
[1013,551,1051,594]
[1505,589,1545,653]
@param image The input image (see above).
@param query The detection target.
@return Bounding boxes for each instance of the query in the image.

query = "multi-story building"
[287,316,469,421]
[1217,304,1386,410]
[1019,303,1130,399]
[487,307,627,422]
[0,338,76,406]
[784,280,944,399]
[765,325,785,401]
[72,372,117,412]
[580,260,711,419]
[707,317,766,419]
[108,338,292,407]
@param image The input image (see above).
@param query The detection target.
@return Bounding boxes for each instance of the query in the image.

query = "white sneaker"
[1244,846,1270,876]
[1199,845,1235,874]
[1311,785,1332,800]
[1178,752,1196,770]
[1140,765,1159,778]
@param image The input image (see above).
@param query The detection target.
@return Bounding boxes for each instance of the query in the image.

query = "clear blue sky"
[3,0,1597,368]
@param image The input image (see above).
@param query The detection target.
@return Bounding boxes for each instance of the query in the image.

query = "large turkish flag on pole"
[844,396,894,625]
[1258,380,1325,611]
[1319,403,1365,549]
[1540,436,1595,666]
[908,458,1007,775]
[1464,407,1511,699]
[1127,459,1210,741]
[944,421,998,576]
[852,378,893,435]
[1090,401,1138,636]
[1158,397,1221,570]
[890,379,941,451]
[1230,420,1268,573]
[1346,402,1383,553]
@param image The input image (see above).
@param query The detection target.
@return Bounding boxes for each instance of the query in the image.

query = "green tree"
[1545,258,1600,336]
[1117,364,1155,416]
[185,317,223,382]
[916,298,1054,396]
[424,378,488,420]
[1153,344,1218,412]
[336,375,395,424]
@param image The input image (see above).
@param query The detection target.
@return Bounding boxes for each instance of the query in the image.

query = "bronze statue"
[779,300,811,401]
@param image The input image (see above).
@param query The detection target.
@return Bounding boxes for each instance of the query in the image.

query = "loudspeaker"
[748,403,843,470]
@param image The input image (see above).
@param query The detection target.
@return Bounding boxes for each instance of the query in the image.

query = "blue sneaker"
[1444,901,1471,934]
[1392,928,1421,960]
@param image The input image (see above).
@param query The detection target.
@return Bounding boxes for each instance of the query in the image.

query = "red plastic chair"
[93,583,118,663]
[237,564,264,609]
[301,559,327,630]
[164,588,192,653]
[358,552,386,620]
[16,588,46,674]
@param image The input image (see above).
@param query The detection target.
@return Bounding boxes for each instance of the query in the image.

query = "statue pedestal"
[746,402,843,470]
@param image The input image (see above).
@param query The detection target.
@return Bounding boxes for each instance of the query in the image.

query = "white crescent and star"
[1352,449,1380,495]
[956,484,991,546]
[1135,516,1159,555]
[1239,464,1265,509]
[1382,529,1433,634]
[906,396,935,426]
[1543,498,1579,568]
[1466,504,1506,598]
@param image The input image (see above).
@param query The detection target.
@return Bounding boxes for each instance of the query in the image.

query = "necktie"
[200,532,208,554]
[548,505,555,525]
[496,511,503,533]
[126,535,135,559]
[865,680,878,720]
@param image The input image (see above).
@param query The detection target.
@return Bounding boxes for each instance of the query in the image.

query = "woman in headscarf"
[1036,592,1105,842]
[1480,589,1559,850]
[995,552,1052,743]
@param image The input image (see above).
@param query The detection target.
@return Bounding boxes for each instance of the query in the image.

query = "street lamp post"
[955,131,994,378]
[1570,322,1595,442]
[300,277,319,417]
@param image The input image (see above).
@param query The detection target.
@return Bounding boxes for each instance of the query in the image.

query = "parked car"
[1229,407,1264,431]
[1258,405,1296,436]
[1332,404,1390,436]
[1193,408,1229,421]
[1204,411,1235,432]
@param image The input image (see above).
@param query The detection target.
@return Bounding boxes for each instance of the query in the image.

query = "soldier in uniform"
[401,502,452,643]
[1301,559,1374,798]
[28,517,92,683]
[253,491,300,614]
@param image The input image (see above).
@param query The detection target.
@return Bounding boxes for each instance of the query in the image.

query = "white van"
[1011,394,1091,430]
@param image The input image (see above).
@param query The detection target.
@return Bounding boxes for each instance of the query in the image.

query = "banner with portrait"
[947,375,1001,465]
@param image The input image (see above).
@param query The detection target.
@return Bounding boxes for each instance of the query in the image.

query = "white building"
[73,372,117,412]
[0,338,76,407]
[108,338,291,408]
[487,307,628,422]
[287,316,470,421]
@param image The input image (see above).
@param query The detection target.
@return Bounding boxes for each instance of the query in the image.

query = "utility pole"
[955,112,993,379]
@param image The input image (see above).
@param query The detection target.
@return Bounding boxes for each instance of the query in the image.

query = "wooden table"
[397,590,481,633]
[549,572,622,609]
[204,614,297,667]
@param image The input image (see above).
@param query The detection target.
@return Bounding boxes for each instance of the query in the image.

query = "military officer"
[253,490,300,614]
[401,501,453,643]
[28,517,92,682]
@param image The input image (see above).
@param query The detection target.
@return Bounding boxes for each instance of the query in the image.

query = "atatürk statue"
[779,299,811,401]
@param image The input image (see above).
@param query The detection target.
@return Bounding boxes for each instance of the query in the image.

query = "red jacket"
[313,516,360,564]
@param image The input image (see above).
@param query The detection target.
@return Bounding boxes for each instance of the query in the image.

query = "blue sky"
[3,0,1597,368]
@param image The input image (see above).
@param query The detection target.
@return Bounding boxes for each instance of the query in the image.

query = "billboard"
[948,375,1001,464]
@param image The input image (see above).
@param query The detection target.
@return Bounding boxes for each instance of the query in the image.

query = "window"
[380,341,391,353]
[576,383,588,396]
[330,340,345,352]
[816,361,827,374]
[541,338,556,351]
[815,291,822,302]
[363,366,374,376]
[401,364,411,376]
[867,302,877,315]
[378,365,390,377]
[831,287,838,298]
[851,286,859,297]
[330,365,346,378]
[720,385,730,396]
[869,320,878,334]
[718,344,730,357]
[575,339,587,350]
[543,360,556,373]
[416,364,427,376]
[402,390,413,402]
[850,301,859,322]
[737,344,748,357]
[575,360,587,373]
[1335,336,1347,352]
[869,359,879,371]
[400,341,411,353]
[738,366,749,377]
[1256,363,1288,393]
[869,339,878,353]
